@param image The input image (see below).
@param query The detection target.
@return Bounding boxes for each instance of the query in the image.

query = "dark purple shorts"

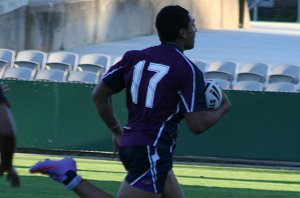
[119,145,173,194]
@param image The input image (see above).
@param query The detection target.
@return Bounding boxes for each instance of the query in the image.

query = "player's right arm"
[184,91,231,134]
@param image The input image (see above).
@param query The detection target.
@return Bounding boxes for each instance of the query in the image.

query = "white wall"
[0,0,249,51]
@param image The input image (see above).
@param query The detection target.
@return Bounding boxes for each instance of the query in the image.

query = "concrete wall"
[0,0,249,51]
[4,80,300,162]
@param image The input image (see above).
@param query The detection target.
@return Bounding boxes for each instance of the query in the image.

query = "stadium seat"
[77,53,108,74]
[207,78,231,90]
[0,49,16,78]
[2,67,36,81]
[232,80,264,91]
[104,56,121,74]
[192,59,206,72]
[34,69,68,82]
[112,56,122,65]
[14,50,47,70]
[204,61,238,81]
[265,82,296,92]
[46,52,79,71]
[67,70,100,84]
[268,64,300,84]
[236,63,269,83]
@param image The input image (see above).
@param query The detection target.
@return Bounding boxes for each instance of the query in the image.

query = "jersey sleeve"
[101,54,128,93]
[179,65,207,113]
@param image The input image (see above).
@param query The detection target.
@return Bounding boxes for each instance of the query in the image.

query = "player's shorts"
[119,145,173,194]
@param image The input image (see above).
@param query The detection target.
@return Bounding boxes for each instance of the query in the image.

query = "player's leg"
[118,145,173,198]
[30,158,113,198]
[161,170,184,198]
[118,179,161,198]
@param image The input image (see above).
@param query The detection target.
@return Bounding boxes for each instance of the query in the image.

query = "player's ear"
[179,28,187,38]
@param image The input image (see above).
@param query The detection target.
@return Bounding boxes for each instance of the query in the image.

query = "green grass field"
[1,153,300,198]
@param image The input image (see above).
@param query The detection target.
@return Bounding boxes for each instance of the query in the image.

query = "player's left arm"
[92,81,123,151]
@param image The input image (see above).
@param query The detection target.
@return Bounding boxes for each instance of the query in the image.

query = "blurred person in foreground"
[30,5,231,198]
[0,82,20,187]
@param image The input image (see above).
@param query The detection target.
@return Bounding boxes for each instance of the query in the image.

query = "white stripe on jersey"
[175,49,196,112]
[153,103,181,147]
[178,91,191,113]
[101,66,123,80]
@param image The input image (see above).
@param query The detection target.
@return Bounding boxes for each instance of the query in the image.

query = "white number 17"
[131,61,169,108]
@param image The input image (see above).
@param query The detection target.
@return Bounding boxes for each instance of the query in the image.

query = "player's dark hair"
[155,5,191,43]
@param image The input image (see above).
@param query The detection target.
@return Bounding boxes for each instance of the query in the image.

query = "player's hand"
[221,91,231,113]
[111,125,123,155]
[0,167,20,187]
[112,133,121,154]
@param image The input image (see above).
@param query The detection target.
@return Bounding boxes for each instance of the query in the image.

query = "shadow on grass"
[1,175,300,198]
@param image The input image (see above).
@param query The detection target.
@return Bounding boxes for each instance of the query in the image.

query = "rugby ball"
[205,80,223,110]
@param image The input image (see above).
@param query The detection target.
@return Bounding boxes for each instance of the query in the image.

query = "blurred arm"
[0,105,16,171]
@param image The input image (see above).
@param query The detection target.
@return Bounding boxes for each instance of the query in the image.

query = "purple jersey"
[102,44,206,150]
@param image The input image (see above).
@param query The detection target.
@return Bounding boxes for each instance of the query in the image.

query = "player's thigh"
[118,180,162,198]
[162,170,184,198]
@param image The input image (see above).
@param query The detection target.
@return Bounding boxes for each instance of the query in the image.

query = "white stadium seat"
[112,56,122,65]
[0,49,16,78]
[205,61,238,81]
[268,64,300,84]
[237,63,269,83]
[14,50,47,70]
[34,69,68,82]
[77,53,108,74]
[2,67,36,81]
[192,59,206,72]
[46,52,79,71]
[208,78,231,90]
[232,80,264,91]
[265,82,296,92]
[67,71,100,84]
[0,48,16,67]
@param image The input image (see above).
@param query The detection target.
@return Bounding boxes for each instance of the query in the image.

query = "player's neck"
[162,41,184,52]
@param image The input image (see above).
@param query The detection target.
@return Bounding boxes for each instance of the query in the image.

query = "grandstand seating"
[46,52,79,71]
[112,56,122,65]
[193,59,206,72]
[0,48,300,92]
[67,70,100,84]
[204,61,238,81]
[14,50,47,70]
[268,64,300,84]
[213,79,231,90]
[2,67,36,81]
[77,53,108,74]
[232,80,264,91]
[0,49,16,78]
[34,69,68,82]
[265,82,296,92]
[236,62,269,83]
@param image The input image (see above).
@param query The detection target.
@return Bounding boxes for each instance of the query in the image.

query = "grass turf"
[1,153,300,198]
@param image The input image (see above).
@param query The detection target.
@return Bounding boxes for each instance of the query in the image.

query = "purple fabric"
[102,44,206,149]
